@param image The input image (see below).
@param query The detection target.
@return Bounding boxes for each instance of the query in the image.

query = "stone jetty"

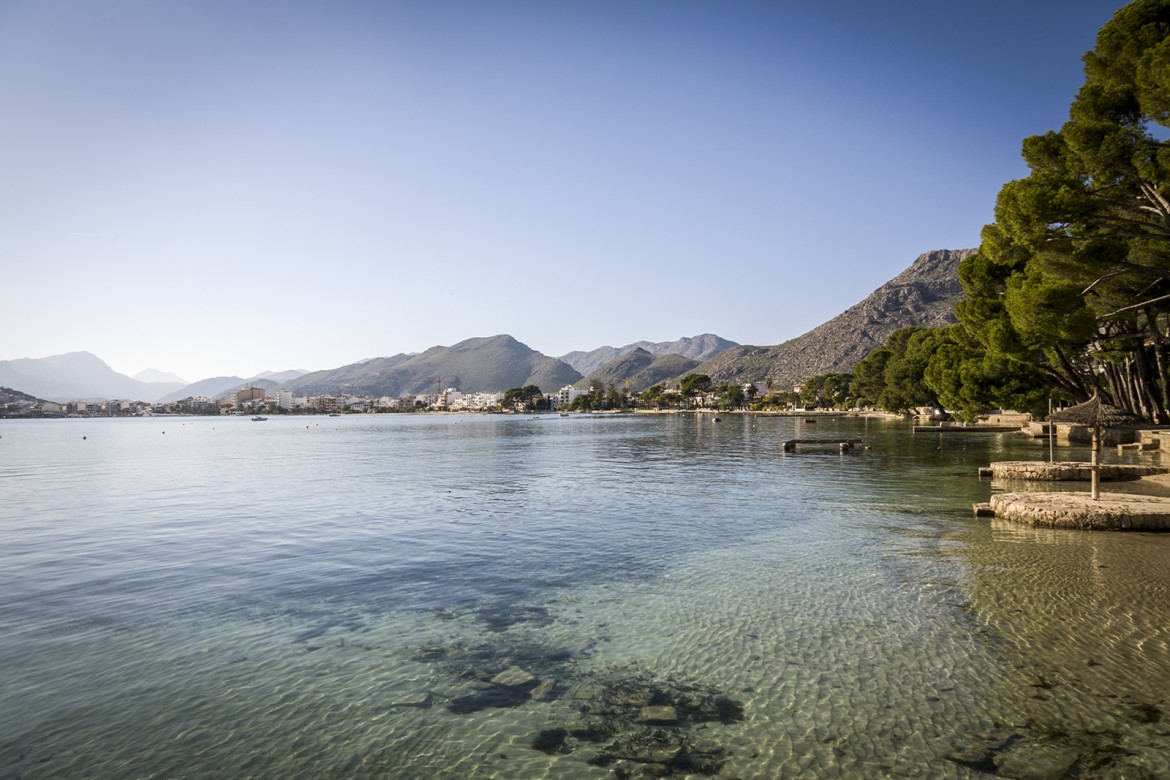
[987,491,1170,531]
[979,461,1167,481]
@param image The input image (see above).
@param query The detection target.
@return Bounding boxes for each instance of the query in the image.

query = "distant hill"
[158,376,247,403]
[133,368,188,385]
[689,248,975,387]
[6,253,967,402]
[159,369,311,403]
[0,352,181,402]
[577,348,700,392]
[279,354,414,396]
[280,335,583,396]
[212,378,281,401]
[252,369,309,383]
[0,386,48,405]
[560,333,736,375]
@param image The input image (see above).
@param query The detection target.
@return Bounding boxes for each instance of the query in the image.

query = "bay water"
[3,413,1170,778]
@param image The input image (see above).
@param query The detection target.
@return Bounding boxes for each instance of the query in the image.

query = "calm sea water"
[3,413,1170,778]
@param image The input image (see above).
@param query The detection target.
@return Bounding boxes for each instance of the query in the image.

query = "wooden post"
[1091,426,1100,501]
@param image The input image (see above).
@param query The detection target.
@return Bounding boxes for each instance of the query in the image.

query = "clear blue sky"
[0,0,1131,382]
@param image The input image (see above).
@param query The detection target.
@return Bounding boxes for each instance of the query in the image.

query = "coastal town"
[0,380,784,418]
[0,384,565,418]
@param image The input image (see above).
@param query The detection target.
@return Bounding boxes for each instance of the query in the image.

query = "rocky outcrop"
[688,248,975,387]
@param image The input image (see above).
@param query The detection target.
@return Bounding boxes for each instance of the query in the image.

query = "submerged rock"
[448,684,533,714]
[944,723,1157,779]
[1125,702,1163,724]
[531,678,557,701]
[412,634,743,776]
[995,741,1080,779]
[532,671,744,776]
[475,603,553,632]
[638,705,678,725]
[532,728,570,755]
[390,692,433,708]
[945,729,1018,773]
[491,666,537,687]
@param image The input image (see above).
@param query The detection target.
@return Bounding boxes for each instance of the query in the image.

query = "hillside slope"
[279,335,582,396]
[576,348,700,392]
[561,334,735,375]
[690,248,975,387]
[0,351,181,402]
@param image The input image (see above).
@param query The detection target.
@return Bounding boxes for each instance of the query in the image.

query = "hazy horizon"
[1,1,1129,380]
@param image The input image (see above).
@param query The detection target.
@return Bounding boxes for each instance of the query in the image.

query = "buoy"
[82,436,86,440]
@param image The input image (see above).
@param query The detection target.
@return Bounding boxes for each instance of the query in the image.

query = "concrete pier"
[988,491,1170,531]
[781,438,863,453]
[980,461,1167,481]
[913,424,1022,433]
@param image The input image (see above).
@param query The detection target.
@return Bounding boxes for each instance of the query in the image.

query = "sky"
[0,0,1133,383]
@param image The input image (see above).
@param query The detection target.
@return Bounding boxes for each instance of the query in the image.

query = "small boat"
[328,413,341,417]
[804,418,816,424]
[251,416,268,421]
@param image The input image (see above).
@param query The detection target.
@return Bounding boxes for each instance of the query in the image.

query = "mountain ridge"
[688,248,974,387]
[560,333,736,376]
[279,335,583,397]
[2,248,972,401]
[0,352,184,403]
[575,348,701,393]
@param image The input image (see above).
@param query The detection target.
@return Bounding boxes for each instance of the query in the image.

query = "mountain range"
[2,248,971,402]
[281,336,582,398]
[560,334,737,376]
[0,352,185,403]
[0,353,309,404]
[685,248,974,388]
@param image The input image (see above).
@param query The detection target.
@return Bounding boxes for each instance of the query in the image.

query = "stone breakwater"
[982,461,1168,481]
[989,492,1170,531]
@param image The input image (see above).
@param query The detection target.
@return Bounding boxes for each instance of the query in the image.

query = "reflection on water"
[1,414,1169,777]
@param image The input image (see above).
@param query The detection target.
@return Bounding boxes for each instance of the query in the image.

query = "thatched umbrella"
[1049,394,1143,499]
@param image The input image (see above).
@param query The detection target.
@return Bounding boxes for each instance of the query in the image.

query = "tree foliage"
[679,373,712,397]
[800,373,852,409]
[503,384,547,411]
[847,324,1051,421]
[954,1,1170,421]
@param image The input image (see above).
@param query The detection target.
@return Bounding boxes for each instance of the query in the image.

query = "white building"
[552,385,582,408]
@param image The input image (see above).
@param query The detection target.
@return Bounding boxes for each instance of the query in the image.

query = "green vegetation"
[800,373,852,410]
[827,3,1170,423]
[679,373,712,401]
[945,1,1170,422]
[503,385,548,412]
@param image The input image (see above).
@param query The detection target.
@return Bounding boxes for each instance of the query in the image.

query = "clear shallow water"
[3,414,1170,778]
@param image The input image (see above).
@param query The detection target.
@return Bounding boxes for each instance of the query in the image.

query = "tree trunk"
[1053,345,1090,399]
[1101,360,1121,407]
[1134,341,1163,422]
[1147,307,1170,423]
[1124,356,1146,417]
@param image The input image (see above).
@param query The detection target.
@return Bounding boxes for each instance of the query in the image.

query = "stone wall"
[986,461,1167,481]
